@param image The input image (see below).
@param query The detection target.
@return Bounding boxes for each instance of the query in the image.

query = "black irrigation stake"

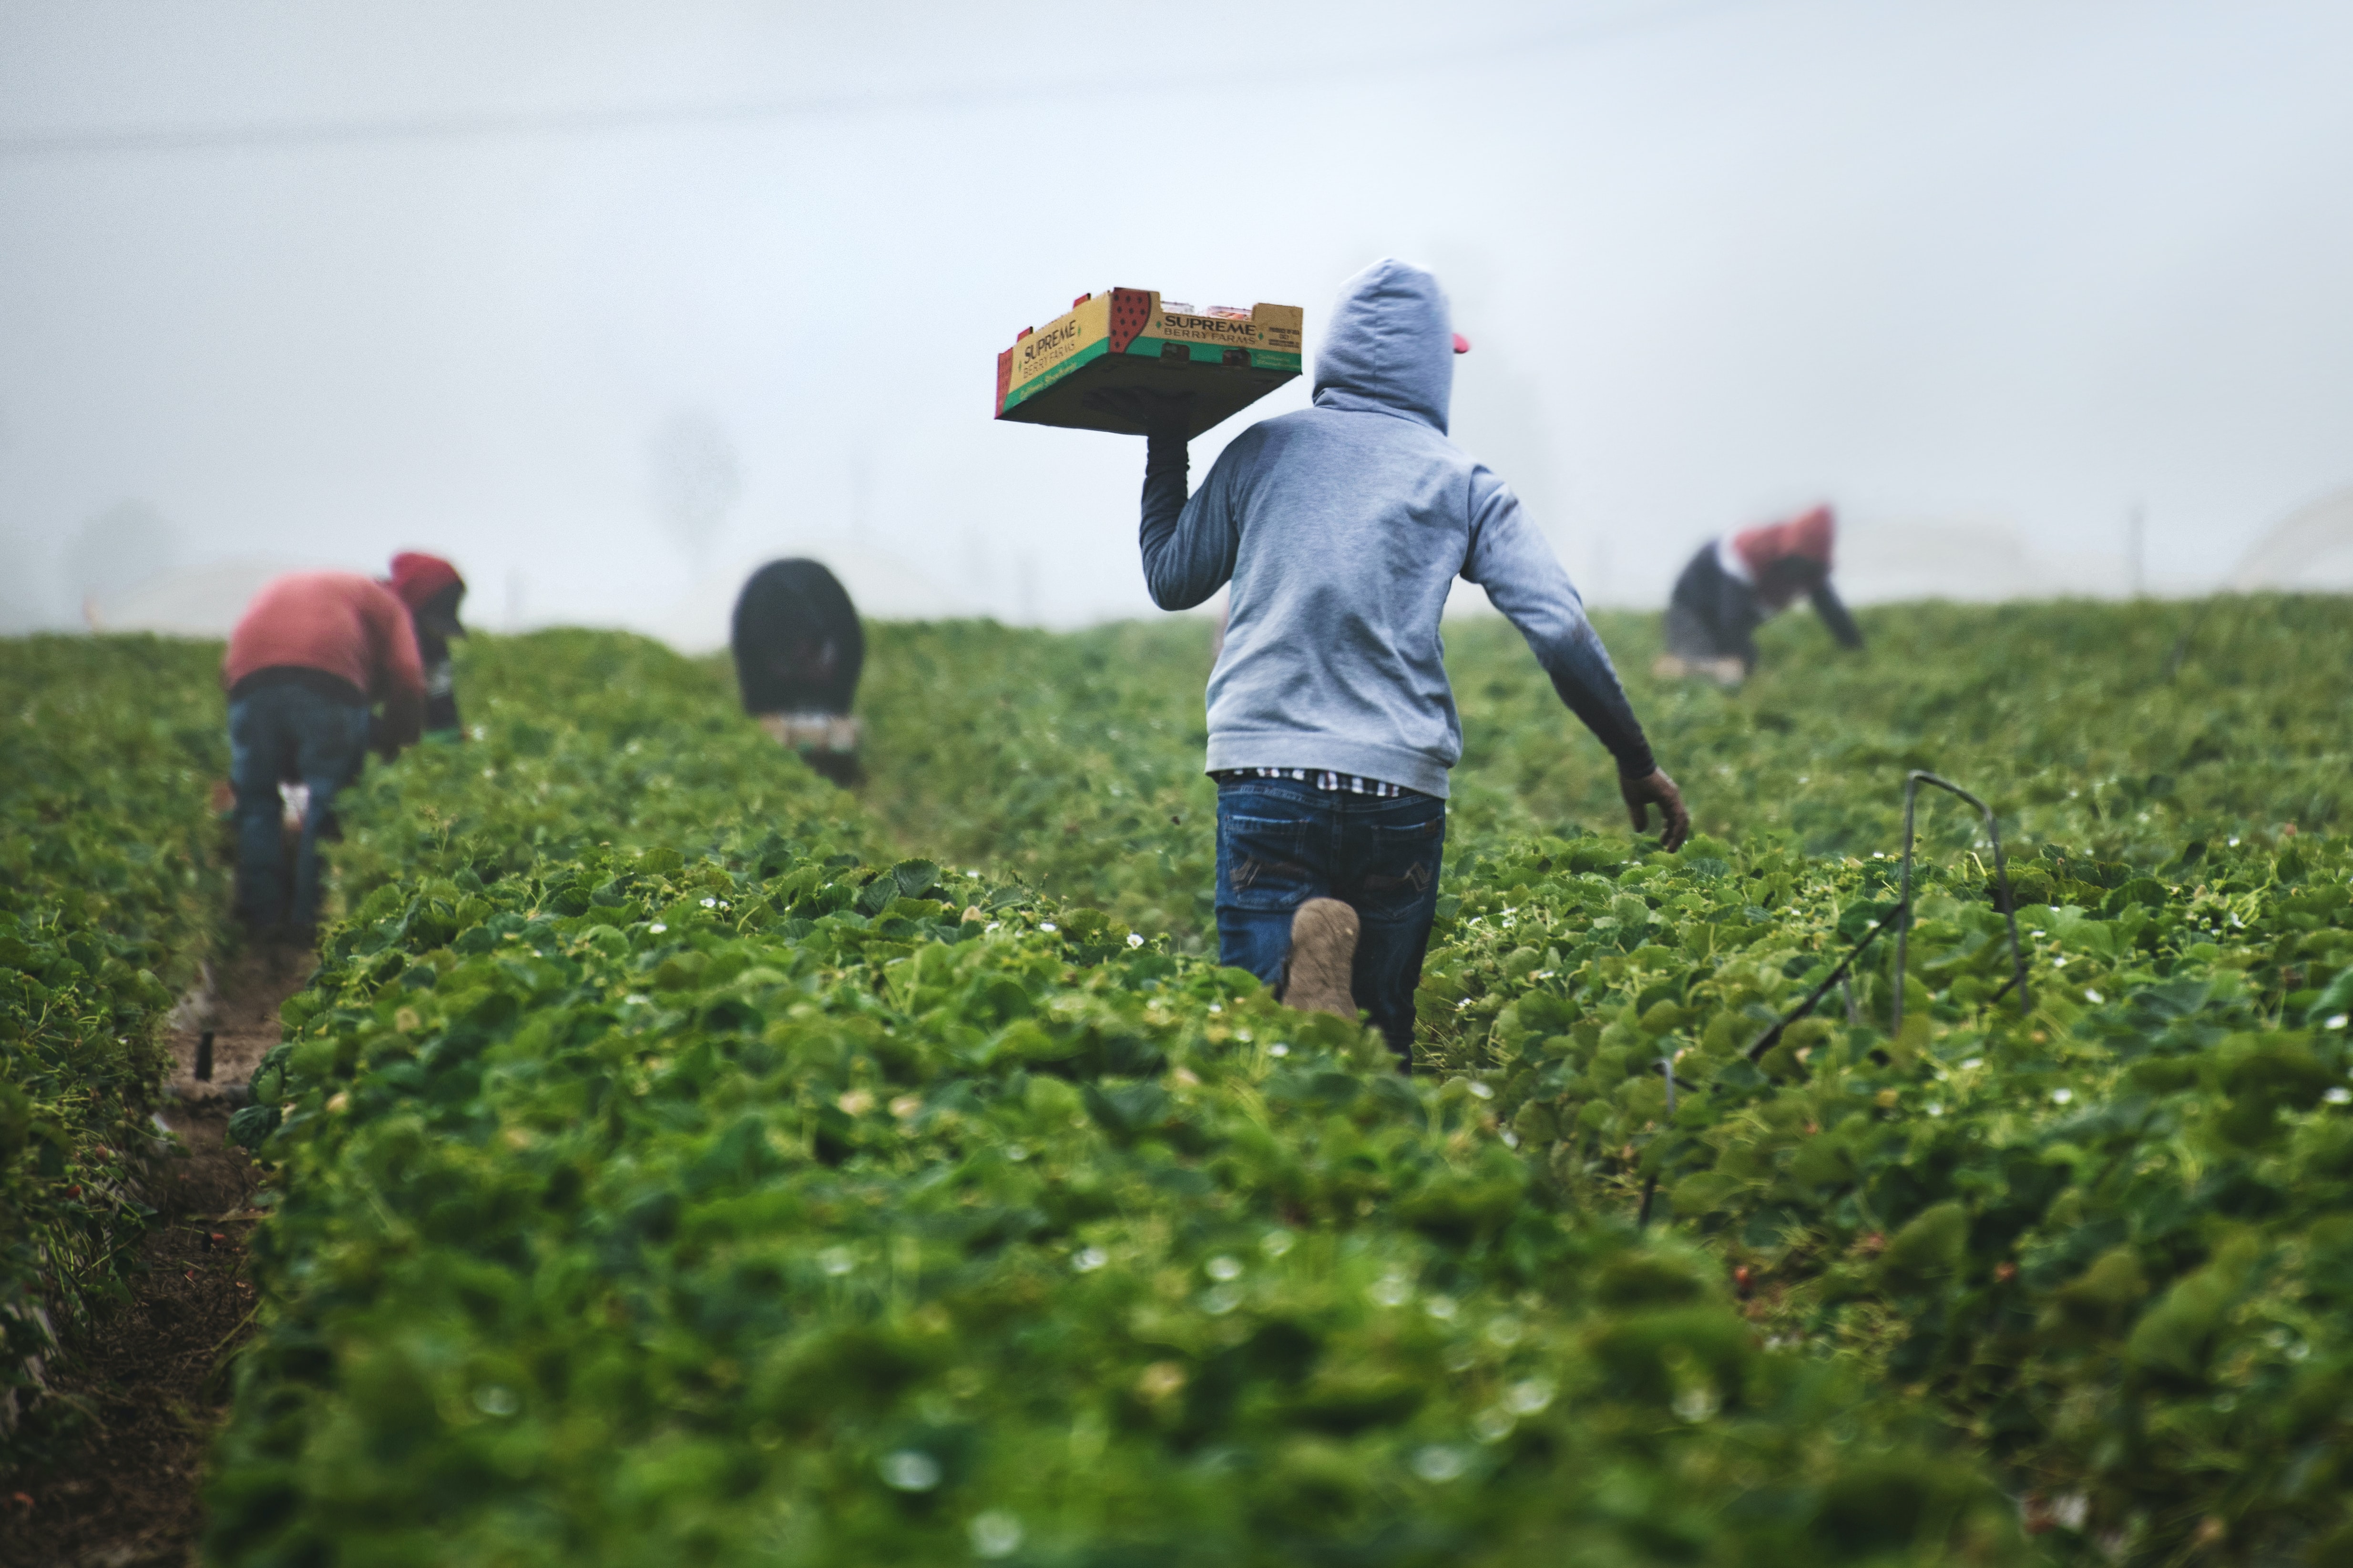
[2164,597,2220,683]
[1633,770,2026,1230]
[1635,1055,1678,1231]
[196,1029,215,1083]
[1893,771,2030,1034]
[1743,901,1907,1063]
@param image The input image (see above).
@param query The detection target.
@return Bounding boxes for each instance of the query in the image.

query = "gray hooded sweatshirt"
[1138,257,1652,798]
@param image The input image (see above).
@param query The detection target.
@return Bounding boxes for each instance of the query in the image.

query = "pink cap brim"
[1452,333,1471,354]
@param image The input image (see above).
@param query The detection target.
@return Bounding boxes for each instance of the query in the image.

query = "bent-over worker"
[731,558,865,784]
[1660,505,1862,684]
[222,569,425,942]
[1124,258,1688,1068]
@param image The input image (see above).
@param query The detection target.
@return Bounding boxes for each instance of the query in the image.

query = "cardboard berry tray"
[994,289,1304,438]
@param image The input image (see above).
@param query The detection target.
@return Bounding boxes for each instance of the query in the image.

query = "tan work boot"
[1284,898,1360,1019]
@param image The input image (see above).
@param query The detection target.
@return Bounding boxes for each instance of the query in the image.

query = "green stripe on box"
[1002,337,1307,414]
[1119,336,1305,372]
[1002,338,1111,410]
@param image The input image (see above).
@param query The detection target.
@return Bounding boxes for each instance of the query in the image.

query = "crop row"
[1425,826,2353,1561]
[0,635,231,1453]
[213,631,2022,1567]
[857,619,1221,945]
[7,594,2348,1560]
[857,597,2353,935]
[1440,597,2351,867]
[858,599,2353,1561]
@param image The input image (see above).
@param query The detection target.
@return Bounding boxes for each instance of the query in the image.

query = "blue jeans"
[1214,778,1446,1066]
[228,684,371,932]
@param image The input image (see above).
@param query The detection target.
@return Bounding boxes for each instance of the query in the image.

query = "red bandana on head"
[1731,506,1835,580]
[384,552,464,611]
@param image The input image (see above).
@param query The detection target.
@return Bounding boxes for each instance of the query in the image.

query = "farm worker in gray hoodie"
[1125,258,1687,1066]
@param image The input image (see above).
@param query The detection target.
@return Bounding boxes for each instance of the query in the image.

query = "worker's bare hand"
[1082,386,1193,435]
[1622,768,1690,851]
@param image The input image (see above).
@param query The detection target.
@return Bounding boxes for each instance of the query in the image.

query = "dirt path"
[4,946,307,1568]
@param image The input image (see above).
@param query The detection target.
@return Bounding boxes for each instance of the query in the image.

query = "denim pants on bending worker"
[1214,777,1446,1063]
[228,682,371,933]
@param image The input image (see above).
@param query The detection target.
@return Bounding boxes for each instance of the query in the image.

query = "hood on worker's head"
[385,552,468,636]
[1787,506,1834,567]
[1732,506,1837,579]
[1311,258,1455,433]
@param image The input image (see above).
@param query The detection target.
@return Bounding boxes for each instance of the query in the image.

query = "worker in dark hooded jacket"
[384,551,468,736]
[731,558,865,784]
[1658,506,1862,684]
[1124,258,1687,1067]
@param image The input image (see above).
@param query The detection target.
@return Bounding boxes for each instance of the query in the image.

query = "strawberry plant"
[858,597,2352,935]
[0,634,230,1453]
[858,619,1223,945]
[1444,596,2351,867]
[8,591,2349,1560]
[1425,826,2353,1561]
[329,628,881,903]
[210,631,2024,1566]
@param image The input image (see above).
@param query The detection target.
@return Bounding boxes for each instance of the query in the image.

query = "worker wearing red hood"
[222,565,427,941]
[384,552,468,736]
[1660,505,1862,683]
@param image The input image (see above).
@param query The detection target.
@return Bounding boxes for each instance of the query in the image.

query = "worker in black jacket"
[731,559,864,784]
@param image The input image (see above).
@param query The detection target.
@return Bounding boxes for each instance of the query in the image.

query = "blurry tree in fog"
[648,409,740,575]
[66,500,180,624]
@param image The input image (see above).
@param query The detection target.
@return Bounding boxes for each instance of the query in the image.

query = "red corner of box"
[1109,288,1153,355]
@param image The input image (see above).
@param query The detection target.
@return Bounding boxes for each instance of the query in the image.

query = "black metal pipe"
[1632,897,1906,1231]
[1893,771,2029,1034]
[1744,901,1907,1063]
[1635,1055,1678,1231]
[1630,766,2029,1226]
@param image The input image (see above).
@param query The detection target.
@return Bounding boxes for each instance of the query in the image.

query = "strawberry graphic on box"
[994,288,1304,440]
[1108,288,1154,354]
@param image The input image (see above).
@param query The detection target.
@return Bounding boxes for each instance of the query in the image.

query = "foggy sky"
[3,0,2350,632]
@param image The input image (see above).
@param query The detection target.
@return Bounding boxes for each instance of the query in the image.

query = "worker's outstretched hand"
[1621,768,1690,851]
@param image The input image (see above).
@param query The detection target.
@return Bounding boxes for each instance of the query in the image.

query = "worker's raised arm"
[1136,426,1243,613]
[1811,579,1864,650]
[1082,386,1240,611]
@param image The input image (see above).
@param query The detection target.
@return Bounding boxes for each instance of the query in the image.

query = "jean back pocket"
[1217,810,1319,911]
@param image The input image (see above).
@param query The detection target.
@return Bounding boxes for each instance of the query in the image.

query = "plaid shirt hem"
[1210,767,1420,799]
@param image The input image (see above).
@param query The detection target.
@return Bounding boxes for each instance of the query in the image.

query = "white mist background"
[2,0,2350,637]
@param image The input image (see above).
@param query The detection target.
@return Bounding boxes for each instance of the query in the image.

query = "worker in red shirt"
[1658,504,1863,685]
[222,570,426,941]
[383,552,469,737]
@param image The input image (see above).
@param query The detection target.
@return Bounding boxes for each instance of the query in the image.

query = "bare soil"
[3,945,307,1568]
